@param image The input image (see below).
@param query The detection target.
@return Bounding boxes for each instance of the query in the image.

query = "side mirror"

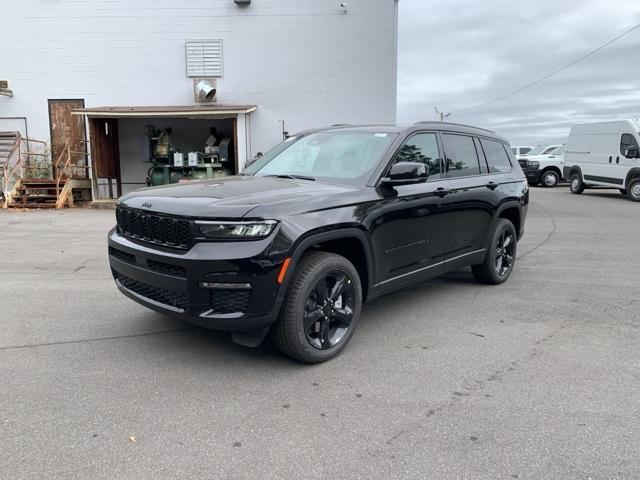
[382,162,428,186]
[624,146,639,159]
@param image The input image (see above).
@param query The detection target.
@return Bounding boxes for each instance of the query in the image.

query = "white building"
[0,0,399,200]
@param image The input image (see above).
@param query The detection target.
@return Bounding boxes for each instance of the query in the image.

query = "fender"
[483,200,523,250]
[279,226,375,300]
[563,165,582,182]
[624,167,640,189]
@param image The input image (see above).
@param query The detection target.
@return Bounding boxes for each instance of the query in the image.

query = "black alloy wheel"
[272,251,362,363]
[303,271,356,350]
[494,229,515,278]
[471,218,518,285]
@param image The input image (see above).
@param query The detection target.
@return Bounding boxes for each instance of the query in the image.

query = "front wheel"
[472,219,518,285]
[271,252,362,363]
[629,179,640,202]
[570,174,585,194]
[541,170,560,188]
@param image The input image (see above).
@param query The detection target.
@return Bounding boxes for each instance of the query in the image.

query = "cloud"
[397,0,640,145]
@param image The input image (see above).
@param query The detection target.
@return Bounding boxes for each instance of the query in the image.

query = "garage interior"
[73,105,256,200]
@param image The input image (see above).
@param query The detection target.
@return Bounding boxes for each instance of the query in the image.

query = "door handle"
[486,181,498,191]
[616,156,620,164]
[609,156,612,163]
[435,187,450,197]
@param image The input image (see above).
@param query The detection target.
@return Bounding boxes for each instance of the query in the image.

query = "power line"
[458,23,640,113]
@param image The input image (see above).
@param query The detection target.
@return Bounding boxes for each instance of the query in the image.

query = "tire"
[271,251,363,363]
[570,174,585,194]
[629,179,640,202]
[472,218,518,285]
[541,170,559,188]
[619,189,628,196]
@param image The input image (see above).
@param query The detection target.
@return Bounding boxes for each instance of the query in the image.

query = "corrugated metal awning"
[71,104,257,118]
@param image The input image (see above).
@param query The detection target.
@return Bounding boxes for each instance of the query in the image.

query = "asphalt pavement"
[1,187,639,480]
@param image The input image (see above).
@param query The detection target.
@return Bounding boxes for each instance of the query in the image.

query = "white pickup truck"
[518,145,565,187]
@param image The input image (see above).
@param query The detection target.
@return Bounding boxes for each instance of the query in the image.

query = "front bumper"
[108,228,286,332]
[523,168,542,184]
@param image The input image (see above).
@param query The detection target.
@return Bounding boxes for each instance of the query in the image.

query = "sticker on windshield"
[374,133,388,137]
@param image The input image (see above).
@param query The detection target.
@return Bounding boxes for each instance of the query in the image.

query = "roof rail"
[414,120,495,134]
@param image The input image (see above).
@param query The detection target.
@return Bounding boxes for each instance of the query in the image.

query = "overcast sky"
[397,0,640,145]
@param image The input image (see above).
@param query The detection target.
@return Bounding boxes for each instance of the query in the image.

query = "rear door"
[441,133,496,260]
[371,132,453,287]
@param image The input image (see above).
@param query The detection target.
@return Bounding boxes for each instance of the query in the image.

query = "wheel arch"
[288,228,374,301]
[624,167,640,189]
[494,202,523,240]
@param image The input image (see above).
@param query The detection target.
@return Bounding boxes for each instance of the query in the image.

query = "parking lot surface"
[1,187,639,480]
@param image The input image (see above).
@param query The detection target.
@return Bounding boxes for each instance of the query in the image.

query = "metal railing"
[1,133,49,207]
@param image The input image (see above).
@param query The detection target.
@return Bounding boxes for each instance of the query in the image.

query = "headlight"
[195,220,277,240]
[528,161,540,169]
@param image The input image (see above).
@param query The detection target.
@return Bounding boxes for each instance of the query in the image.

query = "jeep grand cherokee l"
[108,123,529,363]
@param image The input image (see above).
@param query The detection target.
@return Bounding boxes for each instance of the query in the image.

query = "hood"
[118,175,357,218]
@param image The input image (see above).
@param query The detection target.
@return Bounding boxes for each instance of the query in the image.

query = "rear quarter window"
[481,139,513,173]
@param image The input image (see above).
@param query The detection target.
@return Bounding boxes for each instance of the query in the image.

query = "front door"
[48,99,86,178]
[370,132,453,288]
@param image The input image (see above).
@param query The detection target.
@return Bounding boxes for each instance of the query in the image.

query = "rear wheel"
[629,179,640,202]
[541,170,560,188]
[570,174,585,194]
[271,252,362,363]
[472,218,518,285]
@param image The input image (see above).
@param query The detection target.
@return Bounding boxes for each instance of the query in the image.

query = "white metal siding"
[0,0,398,162]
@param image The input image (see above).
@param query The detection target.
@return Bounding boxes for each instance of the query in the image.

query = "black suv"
[108,123,528,363]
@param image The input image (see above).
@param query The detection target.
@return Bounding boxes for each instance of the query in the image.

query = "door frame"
[47,98,87,178]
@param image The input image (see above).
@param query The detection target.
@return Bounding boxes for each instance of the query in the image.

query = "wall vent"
[185,40,223,78]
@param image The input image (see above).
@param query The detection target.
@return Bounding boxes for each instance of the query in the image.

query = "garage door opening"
[73,105,256,200]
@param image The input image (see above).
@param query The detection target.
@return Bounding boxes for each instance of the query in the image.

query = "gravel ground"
[1,187,639,480]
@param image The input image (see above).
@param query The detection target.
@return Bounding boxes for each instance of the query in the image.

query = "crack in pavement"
[0,327,200,352]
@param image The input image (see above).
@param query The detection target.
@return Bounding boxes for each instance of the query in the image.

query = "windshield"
[528,145,550,155]
[244,131,397,185]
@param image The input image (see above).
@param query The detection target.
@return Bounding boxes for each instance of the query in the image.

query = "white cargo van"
[564,119,640,201]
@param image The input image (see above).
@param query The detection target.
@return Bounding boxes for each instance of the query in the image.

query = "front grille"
[518,159,528,169]
[210,289,251,314]
[116,207,193,249]
[114,271,188,311]
[147,259,187,277]
[109,247,136,265]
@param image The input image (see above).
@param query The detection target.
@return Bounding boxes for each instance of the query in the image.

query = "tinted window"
[620,134,639,155]
[441,134,481,177]
[391,133,442,179]
[481,139,512,173]
[520,147,532,155]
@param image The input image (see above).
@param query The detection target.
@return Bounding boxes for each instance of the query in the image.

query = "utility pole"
[434,107,451,122]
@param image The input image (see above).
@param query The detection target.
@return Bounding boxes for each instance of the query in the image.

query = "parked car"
[521,144,566,187]
[564,119,640,201]
[108,123,529,363]
[511,145,535,159]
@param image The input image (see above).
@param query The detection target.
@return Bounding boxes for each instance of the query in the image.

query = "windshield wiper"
[264,174,316,181]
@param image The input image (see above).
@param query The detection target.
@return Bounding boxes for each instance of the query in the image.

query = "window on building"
[620,134,639,155]
[391,133,442,179]
[481,139,512,173]
[441,134,481,177]
[185,40,223,77]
